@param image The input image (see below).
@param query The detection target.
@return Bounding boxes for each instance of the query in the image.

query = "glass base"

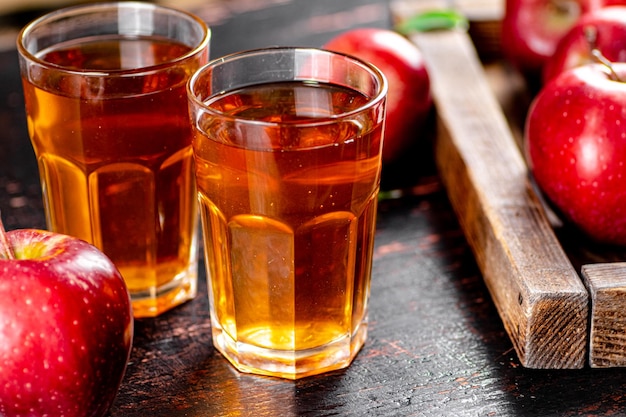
[129,263,198,318]
[211,319,368,379]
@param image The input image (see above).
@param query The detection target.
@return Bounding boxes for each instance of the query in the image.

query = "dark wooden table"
[2,0,626,415]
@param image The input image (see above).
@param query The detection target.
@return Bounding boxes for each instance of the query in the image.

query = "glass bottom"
[211,318,368,379]
[129,262,198,318]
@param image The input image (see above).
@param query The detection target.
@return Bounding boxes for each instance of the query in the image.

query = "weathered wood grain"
[582,263,626,367]
[390,2,589,367]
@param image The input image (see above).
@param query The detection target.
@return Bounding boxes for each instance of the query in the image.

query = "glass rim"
[187,46,388,128]
[16,1,211,77]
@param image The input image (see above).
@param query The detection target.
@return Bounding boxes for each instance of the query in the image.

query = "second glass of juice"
[188,47,387,379]
[17,2,210,317]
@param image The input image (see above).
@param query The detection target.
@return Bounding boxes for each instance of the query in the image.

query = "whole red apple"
[525,63,626,245]
[0,227,133,417]
[543,5,626,83]
[323,28,432,164]
[501,0,605,82]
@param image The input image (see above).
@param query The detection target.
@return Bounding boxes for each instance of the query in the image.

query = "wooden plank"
[390,0,504,60]
[390,0,504,21]
[391,1,589,368]
[581,263,626,368]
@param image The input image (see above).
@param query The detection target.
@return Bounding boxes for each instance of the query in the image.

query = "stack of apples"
[504,0,626,246]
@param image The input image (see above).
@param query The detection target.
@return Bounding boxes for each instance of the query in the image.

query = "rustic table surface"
[2,0,626,416]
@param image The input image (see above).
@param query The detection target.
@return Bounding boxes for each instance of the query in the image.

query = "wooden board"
[581,263,626,367]
[390,0,590,368]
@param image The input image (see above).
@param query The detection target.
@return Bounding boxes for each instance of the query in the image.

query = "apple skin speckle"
[526,63,626,245]
[0,229,133,417]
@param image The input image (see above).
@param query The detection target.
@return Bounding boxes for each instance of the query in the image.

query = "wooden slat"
[391,0,589,368]
[390,0,504,60]
[390,0,504,21]
[581,263,626,368]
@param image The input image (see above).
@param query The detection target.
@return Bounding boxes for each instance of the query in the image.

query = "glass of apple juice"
[187,47,387,379]
[17,2,211,317]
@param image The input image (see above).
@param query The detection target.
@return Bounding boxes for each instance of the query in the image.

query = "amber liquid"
[22,36,202,317]
[193,81,383,378]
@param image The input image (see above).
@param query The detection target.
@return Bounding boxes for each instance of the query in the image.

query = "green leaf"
[395,9,469,35]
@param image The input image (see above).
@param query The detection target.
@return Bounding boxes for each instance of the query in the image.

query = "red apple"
[0,224,133,417]
[525,63,626,245]
[323,28,432,164]
[501,0,605,82]
[543,5,626,83]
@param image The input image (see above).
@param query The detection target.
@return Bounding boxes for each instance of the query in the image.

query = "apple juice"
[21,35,202,317]
[193,81,383,378]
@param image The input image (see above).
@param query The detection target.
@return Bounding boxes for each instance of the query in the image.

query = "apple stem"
[0,214,15,260]
[585,25,623,82]
[591,49,622,82]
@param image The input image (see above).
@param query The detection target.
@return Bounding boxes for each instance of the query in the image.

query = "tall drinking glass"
[17,2,210,317]
[188,47,387,379]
